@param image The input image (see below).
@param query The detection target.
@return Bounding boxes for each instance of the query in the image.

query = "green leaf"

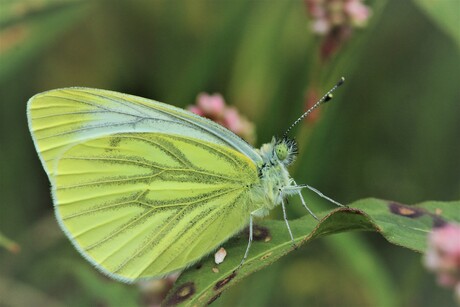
[412,0,460,49]
[163,198,459,306]
[0,0,92,83]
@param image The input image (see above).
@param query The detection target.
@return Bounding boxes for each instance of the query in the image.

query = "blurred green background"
[1,0,459,306]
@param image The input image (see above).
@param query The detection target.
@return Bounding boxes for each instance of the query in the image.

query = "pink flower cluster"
[188,93,256,145]
[305,0,371,60]
[306,0,371,35]
[424,223,460,302]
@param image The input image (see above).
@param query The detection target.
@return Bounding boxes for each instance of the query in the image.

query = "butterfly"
[27,78,344,283]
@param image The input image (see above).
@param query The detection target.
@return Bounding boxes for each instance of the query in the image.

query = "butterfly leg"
[297,191,319,221]
[301,184,344,207]
[237,214,254,270]
[281,197,297,249]
[285,182,319,220]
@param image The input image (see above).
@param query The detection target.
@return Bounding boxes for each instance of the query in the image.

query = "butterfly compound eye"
[275,143,289,161]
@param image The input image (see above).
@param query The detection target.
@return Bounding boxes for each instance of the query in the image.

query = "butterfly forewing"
[27,88,262,178]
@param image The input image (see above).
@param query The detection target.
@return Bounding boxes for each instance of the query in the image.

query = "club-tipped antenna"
[282,77,345,139]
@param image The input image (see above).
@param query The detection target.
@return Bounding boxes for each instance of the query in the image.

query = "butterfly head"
[258,137,298,167]
[274,137,298,166]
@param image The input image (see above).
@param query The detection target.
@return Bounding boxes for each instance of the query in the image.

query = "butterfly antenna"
[282,77,345,139]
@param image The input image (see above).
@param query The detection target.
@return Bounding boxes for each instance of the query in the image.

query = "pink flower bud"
[345,0,371,27]
[223,108,241,133]
[424,223,460,303]
[188,92,256,145]
[196,93,225,115]
[187,105,204,116]
[305,0,372,60]
[312,18,330,35]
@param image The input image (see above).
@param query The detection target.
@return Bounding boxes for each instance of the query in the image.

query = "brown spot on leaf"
[163,282,195,306]
[389,202,424,218]
[214,271,237,291]
[389,202,448,228]
[260,252,272,260]
[207,293,222,305]
[244,225,270,241]
[253,225,270,241]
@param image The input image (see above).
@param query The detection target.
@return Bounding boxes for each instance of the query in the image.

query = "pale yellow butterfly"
[27,78,344,283]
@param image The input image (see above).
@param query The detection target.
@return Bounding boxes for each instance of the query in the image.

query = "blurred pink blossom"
[312,18,330,35]
[424,223,460,303]
[222,108,241,132]
[196,93,225,115]
[187,105,204,117]
[188,93,256,145]
[305,0,371,61]
[344,0,371,26]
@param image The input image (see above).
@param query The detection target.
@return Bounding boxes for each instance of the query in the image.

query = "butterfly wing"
[27,87,262,179]
[27,89,261,282]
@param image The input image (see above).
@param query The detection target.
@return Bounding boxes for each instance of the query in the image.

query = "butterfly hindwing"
[53,132,258,281]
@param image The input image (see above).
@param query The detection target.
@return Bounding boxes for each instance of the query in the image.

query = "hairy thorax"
[248,138,297,217]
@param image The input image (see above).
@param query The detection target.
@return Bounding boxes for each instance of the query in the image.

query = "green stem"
[0,231,20,254]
